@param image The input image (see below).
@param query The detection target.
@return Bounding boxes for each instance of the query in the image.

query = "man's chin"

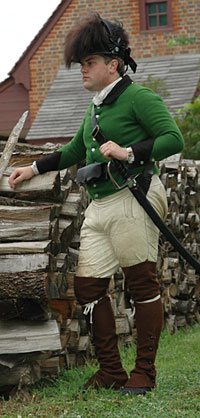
[83,81,95,91]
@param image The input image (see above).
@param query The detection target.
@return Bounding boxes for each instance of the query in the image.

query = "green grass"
[1,324,200,418]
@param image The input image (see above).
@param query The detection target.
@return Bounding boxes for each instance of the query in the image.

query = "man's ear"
[109,59,119,74]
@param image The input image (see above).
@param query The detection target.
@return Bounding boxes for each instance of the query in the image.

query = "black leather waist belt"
[76,162,108,185]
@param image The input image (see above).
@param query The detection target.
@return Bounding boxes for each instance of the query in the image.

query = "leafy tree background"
[167,37,200,160]
[175,94,200,160]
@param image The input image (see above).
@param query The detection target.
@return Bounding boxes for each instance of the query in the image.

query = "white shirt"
[92,77,122,106]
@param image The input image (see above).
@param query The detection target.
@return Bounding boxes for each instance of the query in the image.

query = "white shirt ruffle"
[92,77,122,106]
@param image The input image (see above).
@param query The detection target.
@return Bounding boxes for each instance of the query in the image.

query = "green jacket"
[36,77,184,199]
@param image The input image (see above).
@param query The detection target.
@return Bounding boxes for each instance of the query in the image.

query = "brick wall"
[29,0,200,121]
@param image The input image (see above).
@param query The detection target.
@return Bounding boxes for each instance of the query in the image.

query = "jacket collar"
[102,74,133,105]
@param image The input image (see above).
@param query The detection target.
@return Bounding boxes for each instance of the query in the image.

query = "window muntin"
[147,2,168,28]
[140,0,172,32]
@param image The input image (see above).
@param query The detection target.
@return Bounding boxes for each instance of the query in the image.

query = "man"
[9,14,184,395]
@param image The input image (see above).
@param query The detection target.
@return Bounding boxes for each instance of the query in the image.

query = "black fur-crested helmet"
[64,13,137,73]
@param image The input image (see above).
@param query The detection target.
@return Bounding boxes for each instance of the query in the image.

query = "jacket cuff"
[130,138,155,166]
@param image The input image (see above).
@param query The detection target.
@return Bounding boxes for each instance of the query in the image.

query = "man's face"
[80,55,118,92]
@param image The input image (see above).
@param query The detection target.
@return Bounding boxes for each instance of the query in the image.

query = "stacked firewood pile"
[158,155,200,333]
[0,142,90,393]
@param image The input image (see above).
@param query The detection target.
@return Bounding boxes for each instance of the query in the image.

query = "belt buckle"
[92,125,100,138]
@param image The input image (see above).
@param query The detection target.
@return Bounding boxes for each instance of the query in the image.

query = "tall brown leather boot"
[122,260,163,395]
[75,276,128,390]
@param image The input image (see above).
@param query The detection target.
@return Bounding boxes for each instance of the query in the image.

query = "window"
[139,0,172,32]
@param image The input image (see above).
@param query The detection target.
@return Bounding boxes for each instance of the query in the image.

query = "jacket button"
[91,148,95,152]
[149,346,153,351]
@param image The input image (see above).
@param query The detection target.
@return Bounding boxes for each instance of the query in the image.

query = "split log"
[0,352,51,388]
[65,343,94,369]
[165,314,177,334]
[171,298,191,315]
[0,241,52,254]
[0,111,28,182]
[194,281,200,301]
[178,281,190,299]
[60,191,84,229]
[48,271,75,300]
[39,357,60,378]
[0,170,61,201]
[56,252,68,271]
[65,319,80,350]
[59,272,75,300]
[0,204,61,222]
[70,233,81,249]
[46,275,60,299]
[0,351,50,369]
[0,363,41,387]
[0,219,58,242]
[59,179,73,202]
[61,193,82,218]
[68,247,79,272]
[75,335,95,367]
[0,320,61,354]
[0,254,51,273]
[115,314,131,336]
[175,315,187,328]
[185,212,200,227]
[48,272,68,299]
[58,219,74,252]
[160,153,182,171]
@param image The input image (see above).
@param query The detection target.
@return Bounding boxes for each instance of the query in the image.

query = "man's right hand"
[8,166,35,189]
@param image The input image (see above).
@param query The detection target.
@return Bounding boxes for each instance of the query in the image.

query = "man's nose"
[81,64,87,73]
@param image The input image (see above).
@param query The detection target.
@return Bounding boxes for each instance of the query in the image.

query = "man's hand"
[8,166,35,189]
[100,141,128,161]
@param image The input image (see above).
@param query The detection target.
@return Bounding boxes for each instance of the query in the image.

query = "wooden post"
[0,110,28,181]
